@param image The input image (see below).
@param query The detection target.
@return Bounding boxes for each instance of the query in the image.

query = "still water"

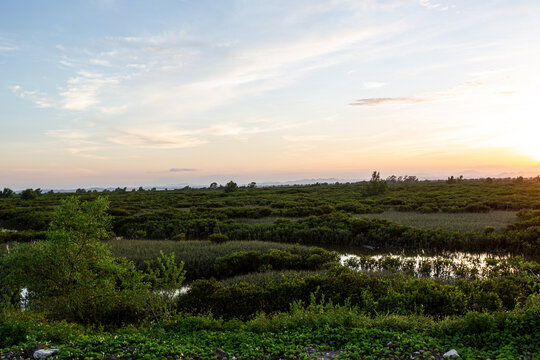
[327,244,531,280]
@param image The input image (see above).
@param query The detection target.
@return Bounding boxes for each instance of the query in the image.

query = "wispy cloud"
[419,0,451,11]
[0,37,18,52]
[108,129,206,149]
[350,81,483,106]
[48,21,403,116]
[45,129,91,140]
[10,85,54,108]
[170,168,198,172]
[363,81,387,89]
[283,135,330,142]
[60,71,119,110]
[107,119,298,149]
[204,120,299,137]
[127,24,406,115]
[351,97,429,106]
[89,58,112,66]
[44,130,109,160]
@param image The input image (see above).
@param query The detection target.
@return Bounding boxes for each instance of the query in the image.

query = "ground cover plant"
[1,296,539,359]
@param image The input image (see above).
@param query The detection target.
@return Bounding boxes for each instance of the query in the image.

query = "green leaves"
[1,196,150,324]
[145,251,186,322]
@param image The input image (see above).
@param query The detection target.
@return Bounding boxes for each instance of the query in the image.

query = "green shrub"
[0,196,150,324]
[0,311,28,347]
[178,265,537,319]
[134,230,147,239]
[208,233,229,244]
[171,233,186,241]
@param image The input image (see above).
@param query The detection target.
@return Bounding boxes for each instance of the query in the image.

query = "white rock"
[443,349,460,358]
[34,348,60,359]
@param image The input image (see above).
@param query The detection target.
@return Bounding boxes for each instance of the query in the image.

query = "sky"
[1,0,539,189]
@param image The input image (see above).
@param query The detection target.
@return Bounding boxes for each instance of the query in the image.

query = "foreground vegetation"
[1,177,539,358]
[2,297,539,359]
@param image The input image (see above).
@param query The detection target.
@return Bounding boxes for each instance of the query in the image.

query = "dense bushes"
[213,247,337,278]
[0,208,51,231]
[208,233,229,244]
[179,265,536,320]
[117,241,338,281]
[0,197,150,325]
[0,180,539,255]
[0,230,46,243]
[215,213,538,254]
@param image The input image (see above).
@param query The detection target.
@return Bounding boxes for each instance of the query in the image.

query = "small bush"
[134,230,147,239]
[208,233,229,244]
[0,311,28,347]
[171,233,186,241]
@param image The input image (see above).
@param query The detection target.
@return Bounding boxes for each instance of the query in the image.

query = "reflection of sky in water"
[20,286,191,311]
[339,251,513,279]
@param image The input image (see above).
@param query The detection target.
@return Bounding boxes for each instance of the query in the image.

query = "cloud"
[11,16,406,118]
[107,120,296,150]
[203,121,299,137]
[350,81,483,107]
[283,0,404,24]
[419,0,451,11]
[80,154,108,160]
[10,85,54,108]
[351,97,429,106]
[170,168,198,172]
[0,37,18,52]
[108,129,206,149]
[283,135,330,142]
[89,58,112,66]
[60,71,119,110]
[363,81,387,89]
[45,129,91,140]
[102,23,405,114]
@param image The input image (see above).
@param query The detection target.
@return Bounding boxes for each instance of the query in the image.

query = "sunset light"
[1,2,540,357]
[1,1,539,189]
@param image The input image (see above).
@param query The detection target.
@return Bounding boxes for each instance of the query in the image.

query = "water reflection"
[339,251,518,280]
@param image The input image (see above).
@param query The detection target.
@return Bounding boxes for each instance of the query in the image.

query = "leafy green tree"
[0,187,14,198]
[0,196,149,324]
[20,188,38,200]
[224,181,238,193]
[363,171,388,196]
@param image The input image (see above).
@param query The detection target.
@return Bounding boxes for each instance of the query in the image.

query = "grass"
[357,210,518,232]
[108,239,313,279]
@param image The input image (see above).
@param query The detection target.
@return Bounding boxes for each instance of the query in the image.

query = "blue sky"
[1,0,539,189]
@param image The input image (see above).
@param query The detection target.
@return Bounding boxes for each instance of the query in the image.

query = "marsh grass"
[357,210,517,232]
[108,239,311,279]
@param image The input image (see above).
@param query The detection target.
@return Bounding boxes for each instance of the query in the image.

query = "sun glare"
[519,142,540,162]
[514,108,540,161]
